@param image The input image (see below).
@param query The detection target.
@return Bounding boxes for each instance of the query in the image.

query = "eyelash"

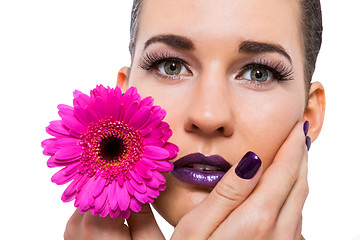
[138,52,294,82]
[238,59,294,82]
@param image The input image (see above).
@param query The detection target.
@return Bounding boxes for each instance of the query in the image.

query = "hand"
[64,203,165,240]
[171,121,309,240]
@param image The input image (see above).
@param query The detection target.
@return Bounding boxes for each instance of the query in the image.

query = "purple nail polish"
[303,121,309,136]
[235,151,262,179]
[305,136,311,151]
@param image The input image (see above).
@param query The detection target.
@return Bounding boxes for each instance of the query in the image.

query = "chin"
[152,172,211,226]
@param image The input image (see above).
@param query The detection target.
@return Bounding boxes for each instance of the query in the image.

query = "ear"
[116,66,130,91]
[303,81,326,141]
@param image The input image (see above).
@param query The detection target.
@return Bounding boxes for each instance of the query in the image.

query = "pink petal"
[91,177,106,198]
[140,96,154,108]
[129,170,144,184]
[98,204,110,218]
[129,196,142,212]
[124,180,134,196]
[144,175,160,189]
[143,137,164,147]
[54,138,79,148]
[135,161,152,179]
[117,183,130,211]
[63,162,81,176]
[110,207,121,218]
[93,185,108,214]
[76,175,91,192]
[47,156,58,168]
[120,209,131,219]
[128,106,152,129]
[163,142,179,159]
[158,184,166,191]
[129,178,147,194]
[75,177,96,211]
[123,101,139,123]
[109,181,118,210]
[74,106,91,126]
[58,104,74,118]
[54,155,81,165]
[55,145,83,160]
[47,120,70,136]
[152,171,166,185]
[143,146,169,160]
[93,97,107,119]
[62,175,82,202]
[140,158,157,169]
[73,90,90,107]
[62,115,87,135]
[134,191,148,204]
[146,187,160,199]
[154,160,174,172]
[51,168,77,185]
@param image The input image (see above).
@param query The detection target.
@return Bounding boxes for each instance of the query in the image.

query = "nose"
[184,69,234,137]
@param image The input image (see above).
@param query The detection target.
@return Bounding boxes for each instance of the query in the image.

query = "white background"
[1,1,359,239]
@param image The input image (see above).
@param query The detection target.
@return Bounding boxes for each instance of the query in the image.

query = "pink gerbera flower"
[41,85,179,219]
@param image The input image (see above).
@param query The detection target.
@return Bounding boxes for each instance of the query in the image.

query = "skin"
[65,0,326,239]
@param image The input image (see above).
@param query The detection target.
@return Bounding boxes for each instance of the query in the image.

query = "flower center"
[99,136,126,162]
[79,117,144,181]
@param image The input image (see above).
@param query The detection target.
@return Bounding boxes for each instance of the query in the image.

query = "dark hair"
[129,0,322,86]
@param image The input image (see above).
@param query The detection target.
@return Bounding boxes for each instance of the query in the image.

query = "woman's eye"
[158,61,190,76]
[242,67,273,82]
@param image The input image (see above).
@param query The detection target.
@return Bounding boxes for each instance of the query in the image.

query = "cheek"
[238,89,304,169]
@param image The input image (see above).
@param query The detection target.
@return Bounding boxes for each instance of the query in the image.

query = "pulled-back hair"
[129,0,322,86]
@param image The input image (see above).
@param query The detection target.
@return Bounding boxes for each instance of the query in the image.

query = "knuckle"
[214,180,245,203]
[255,211,276,233]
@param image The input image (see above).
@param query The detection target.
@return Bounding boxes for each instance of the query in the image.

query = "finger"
[275,146,308,237]
[172,152,262,240]
[127,203,165,240]
[208,121,307,239]
[248,121,306,220]
[65,209,131,240]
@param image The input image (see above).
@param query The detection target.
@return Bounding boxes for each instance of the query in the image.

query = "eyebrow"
[144,34,194,51]
[239,41,292,63]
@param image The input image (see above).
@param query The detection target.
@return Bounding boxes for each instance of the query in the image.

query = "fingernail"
[235,151,262,179]
[303,121,309,136]
[305,136,311,151]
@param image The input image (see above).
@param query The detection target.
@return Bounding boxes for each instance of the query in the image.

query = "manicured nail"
[235,151,262,179]
[305,136,311,151]
[303,121,309,136]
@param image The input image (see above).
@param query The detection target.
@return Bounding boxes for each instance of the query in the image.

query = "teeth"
[191,164,221,171]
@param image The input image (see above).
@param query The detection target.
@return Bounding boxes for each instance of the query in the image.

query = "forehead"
[136,0,302,56]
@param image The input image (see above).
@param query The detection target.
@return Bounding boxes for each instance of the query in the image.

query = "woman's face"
[125,0,306,225]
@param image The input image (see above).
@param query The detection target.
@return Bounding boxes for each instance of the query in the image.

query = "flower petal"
[123,101,139,123]
[51,168,77,185]
[54,138,79,148]
[55,146,83,160]
[91,177,106,198]
[130,178,147,194]
[154,160,174,172]
[117,183,130,211]
[134,191,148,204]
[93,185,108,214]
[109,181,118,210]
[120,209,131,219]
[128,106,151,129]
[129,196,142,212]
[62,115,87,135]
[47,120,70,136]
[143,146,169,160]
[135,161,152,179]
[129,170,144,184]
[62,175,82,202]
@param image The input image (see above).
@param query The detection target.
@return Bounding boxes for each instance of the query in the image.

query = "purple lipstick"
[171,153,232,188]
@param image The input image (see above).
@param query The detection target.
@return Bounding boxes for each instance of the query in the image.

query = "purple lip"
[171,153,232,188]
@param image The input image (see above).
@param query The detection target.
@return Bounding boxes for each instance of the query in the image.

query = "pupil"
[251,68,268,82]
[165,61,180,75]
[255,71,263,79]
[99,136,126,162]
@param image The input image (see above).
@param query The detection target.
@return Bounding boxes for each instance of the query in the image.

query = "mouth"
[171,153,232,188]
